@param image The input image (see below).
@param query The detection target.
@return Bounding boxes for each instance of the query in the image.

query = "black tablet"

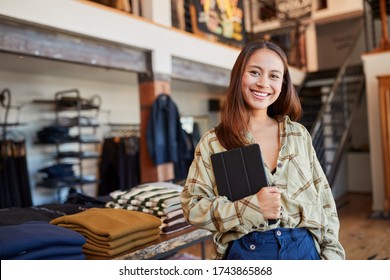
[211,144,269,201]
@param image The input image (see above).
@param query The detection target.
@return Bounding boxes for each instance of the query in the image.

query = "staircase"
[298,64,365,187]
[298,68,339,132]
[295,18,368,188]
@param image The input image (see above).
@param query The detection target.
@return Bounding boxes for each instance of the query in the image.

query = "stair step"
[304,78,335,87]
[305,68,339,80]
[299,94,324,100]
[299,89,324,97]
[323,120,346,126]
[302,103,322,109]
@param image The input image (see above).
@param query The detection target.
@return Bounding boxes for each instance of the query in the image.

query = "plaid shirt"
[181,116,345,260]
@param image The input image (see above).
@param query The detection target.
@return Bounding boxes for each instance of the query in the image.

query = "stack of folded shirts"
[159,210,190,234]
[106,183,191,234]
[50,208,161,259]
[0,221,86,260]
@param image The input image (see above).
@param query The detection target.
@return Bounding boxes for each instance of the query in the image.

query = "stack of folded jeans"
[37,163,78,188]
[37,125,74,143]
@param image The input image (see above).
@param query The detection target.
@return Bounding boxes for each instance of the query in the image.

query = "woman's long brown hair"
[215,40,302,150]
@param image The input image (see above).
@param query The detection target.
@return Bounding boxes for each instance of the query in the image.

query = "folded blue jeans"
[225,228,320,260]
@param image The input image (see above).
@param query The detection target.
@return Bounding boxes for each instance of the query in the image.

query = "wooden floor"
[179,193,390,260]
[337,193,390,260]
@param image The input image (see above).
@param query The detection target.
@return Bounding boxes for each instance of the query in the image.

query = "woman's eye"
[270,74,280,79]
[249,70,260,76]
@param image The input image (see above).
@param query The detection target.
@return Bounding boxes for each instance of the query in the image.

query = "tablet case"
[211,144,269,201]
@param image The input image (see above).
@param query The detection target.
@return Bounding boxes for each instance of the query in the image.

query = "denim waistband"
[225,227,318,260]
[249,228,309,242]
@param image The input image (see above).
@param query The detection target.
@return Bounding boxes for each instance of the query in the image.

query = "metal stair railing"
[309,25,366,187]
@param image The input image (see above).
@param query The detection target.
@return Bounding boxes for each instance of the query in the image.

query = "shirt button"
[276,230,282,236]
[277,163,283,168]
[249,244,256,250]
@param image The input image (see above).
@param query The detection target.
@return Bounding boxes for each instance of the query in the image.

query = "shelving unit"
[35,89,102,197]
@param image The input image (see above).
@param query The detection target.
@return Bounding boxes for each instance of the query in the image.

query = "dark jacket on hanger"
[146,94,191,166]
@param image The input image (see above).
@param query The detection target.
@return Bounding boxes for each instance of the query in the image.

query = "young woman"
[181,40,345,260]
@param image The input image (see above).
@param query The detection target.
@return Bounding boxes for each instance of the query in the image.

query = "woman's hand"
[256,186,282,220]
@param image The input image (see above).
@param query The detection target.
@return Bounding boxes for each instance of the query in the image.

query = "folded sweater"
[59,227,160,249]
[0,221,86,259]
[83,234,159,259]
[50,208,161,241]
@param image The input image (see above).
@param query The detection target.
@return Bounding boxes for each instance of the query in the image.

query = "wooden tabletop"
[112,226,212,260]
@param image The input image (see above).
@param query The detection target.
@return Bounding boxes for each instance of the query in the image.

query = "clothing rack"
[104,123,140,138]
[98,123,141,196]
[100,108,140,138]
[0,88,32,208]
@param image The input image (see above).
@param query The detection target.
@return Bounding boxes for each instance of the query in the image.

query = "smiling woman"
[181,40,345,260]
[241,48,284,112]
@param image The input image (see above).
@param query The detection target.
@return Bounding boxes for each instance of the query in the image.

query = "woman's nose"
[256,78,267,87]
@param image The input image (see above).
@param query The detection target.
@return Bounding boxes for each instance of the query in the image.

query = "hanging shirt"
[146,93,191,165]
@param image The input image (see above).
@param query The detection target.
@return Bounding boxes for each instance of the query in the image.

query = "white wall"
[316,17,365,70]
[171,80,226,134]
[362,51,390,212]
[142,0,172,26]
[348,152,372,193]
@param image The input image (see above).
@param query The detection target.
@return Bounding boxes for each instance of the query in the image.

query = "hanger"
[104,123,140,139]
[100,108,140,138]
[0,128,25,142]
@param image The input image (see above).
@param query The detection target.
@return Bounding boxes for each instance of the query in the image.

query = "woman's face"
[241,48,284,114]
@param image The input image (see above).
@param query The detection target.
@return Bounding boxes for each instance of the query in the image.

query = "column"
[138,70,174,183]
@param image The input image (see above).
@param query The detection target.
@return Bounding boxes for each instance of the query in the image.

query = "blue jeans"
[225,228,320,260]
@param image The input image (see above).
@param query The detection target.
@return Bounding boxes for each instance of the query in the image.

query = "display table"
[112,227,212,260]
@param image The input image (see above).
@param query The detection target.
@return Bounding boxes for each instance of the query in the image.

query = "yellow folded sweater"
[83,233,159,257]
[50,208,161,241]
[59,227,160,249]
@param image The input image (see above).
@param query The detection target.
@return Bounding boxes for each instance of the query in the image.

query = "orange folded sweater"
[50,208,161,241]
